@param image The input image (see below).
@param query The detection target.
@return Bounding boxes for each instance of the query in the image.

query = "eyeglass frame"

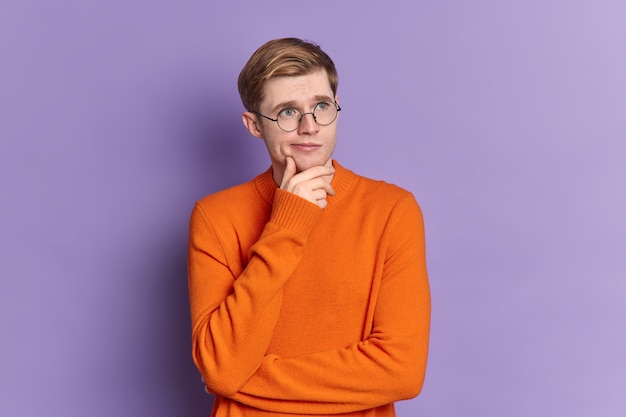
[253,101,341,132]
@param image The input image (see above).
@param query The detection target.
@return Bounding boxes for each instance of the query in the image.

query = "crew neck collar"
[254,160,357,208]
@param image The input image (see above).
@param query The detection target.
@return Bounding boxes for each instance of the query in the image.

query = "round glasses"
[254,100,341,132]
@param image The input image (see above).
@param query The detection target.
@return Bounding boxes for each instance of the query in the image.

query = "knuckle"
[292,182,305,194]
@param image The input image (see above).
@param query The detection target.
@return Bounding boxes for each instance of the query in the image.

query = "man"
[188,37,430,416]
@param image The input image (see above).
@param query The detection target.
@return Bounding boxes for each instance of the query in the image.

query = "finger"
[291,177,333,197]
[310,191,328,209]
[285,169,334,194]
[308,188,329,201]
[306,181,334,196]
[291,165,335,183]
[280,157,297,189]
[308,178,335,196]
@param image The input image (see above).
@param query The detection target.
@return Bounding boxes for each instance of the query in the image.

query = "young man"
[188,38,431,416]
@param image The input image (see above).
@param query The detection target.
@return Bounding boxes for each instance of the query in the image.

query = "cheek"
[264,137,289,158]
[268,136,291,151]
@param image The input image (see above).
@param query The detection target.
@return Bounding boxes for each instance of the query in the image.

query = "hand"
[280,157,335,209]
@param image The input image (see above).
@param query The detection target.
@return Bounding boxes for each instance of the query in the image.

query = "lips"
[291,143,321,152]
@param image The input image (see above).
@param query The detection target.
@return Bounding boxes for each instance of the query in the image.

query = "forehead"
[261,70,333,110]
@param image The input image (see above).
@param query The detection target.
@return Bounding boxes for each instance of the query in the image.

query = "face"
[242,70,339,184]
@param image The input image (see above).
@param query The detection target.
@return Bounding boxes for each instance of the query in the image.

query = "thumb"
[280,157,296,189]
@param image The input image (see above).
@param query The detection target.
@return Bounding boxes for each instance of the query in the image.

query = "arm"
[188,190,322,396]
[189,161,336,396]
[228,194,431,414]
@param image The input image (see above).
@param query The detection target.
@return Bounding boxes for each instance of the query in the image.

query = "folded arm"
[188,190,322,396]
[228,194,431,414]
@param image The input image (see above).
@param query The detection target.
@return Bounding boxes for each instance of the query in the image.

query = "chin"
[294,155,332,173]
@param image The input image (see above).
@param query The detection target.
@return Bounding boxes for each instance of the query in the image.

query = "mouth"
[291,143,321,152]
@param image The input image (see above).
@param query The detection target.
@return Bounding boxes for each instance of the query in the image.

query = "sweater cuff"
[270,189,322,238]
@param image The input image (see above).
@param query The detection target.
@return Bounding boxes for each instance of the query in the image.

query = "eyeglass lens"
[277,101,339,131]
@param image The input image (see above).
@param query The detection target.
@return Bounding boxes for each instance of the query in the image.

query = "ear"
[242,111,264,138]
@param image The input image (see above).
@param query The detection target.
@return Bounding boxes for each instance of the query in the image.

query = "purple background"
[1,1,625,416]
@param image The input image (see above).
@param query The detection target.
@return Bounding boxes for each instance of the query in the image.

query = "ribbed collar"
[254,160,357,209]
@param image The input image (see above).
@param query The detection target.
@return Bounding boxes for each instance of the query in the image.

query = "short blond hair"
[238,38,339,112]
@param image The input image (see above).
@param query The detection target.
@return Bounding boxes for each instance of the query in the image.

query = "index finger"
[290,165,335,183]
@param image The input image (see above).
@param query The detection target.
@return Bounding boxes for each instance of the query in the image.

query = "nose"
[297,112,319,134]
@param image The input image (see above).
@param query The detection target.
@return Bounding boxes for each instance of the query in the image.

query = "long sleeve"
[227,193,431,414]
[188,189,322,396]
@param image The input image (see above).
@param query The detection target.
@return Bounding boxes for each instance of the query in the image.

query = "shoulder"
[190,170,274,229]
[331,162,423,222]
[196,180,256,211]
[357,176,423,225]
[344,165,419,207]
[195,168,274,211]
[358,175,412,197]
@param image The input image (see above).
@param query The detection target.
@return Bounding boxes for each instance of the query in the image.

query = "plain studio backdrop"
[1,1,624,416]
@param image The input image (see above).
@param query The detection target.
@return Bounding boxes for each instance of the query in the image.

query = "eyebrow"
[270,95,334,114]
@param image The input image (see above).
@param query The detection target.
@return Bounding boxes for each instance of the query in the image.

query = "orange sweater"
[188,161,430,417]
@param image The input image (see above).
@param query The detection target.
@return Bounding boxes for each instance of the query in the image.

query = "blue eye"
[315,101,331,112]
[278,108,298,119]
